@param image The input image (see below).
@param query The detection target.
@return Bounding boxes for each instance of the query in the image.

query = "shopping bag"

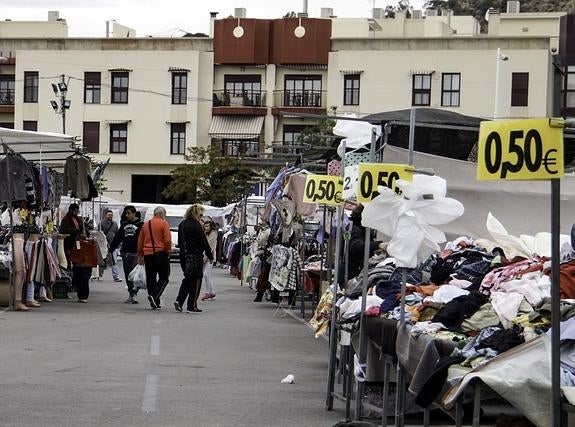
[70,239,99,268]
[128,265,147,290]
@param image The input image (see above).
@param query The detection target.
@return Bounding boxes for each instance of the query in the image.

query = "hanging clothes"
[269,244,302,292]
[0,154,36,203]
[284,173,316,218]
[63,155,92,200]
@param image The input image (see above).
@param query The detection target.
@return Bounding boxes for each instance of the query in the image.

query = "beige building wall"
[0,21,68,38]
[328,39,553,119]
[13,46,213,202]
[497,13,566,37]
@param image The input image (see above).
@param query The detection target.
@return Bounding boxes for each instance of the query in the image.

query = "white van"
[144,206,189,260]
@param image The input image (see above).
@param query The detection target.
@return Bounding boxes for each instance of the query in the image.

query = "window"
[83,122,100,153]
[24,72,38,103]
[511,72,529,107]
[23,121,37,131]
[222,139,259,157]
[84,72,101,104]
[0,75,15,105]
[110,123,127,153]
[564,67,575,108]
[111,72,129,104]
[343,74,360,106]
[170,123,186,155]
[441,73,460,107]
[284,75,322,107]
[412,74,431,106]
[171,73,187,105]
[223,75,262,106]
[282,124,311,155]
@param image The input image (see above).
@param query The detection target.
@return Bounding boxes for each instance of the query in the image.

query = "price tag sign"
[303,174,344,206]
[477,118,564,181]
[343,164,359,200]
[357,163,413,203]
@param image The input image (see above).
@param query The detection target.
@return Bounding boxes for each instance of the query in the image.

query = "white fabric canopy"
[0,127,78,163]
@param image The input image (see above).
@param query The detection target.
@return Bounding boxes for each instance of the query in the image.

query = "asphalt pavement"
[0,265,346,427]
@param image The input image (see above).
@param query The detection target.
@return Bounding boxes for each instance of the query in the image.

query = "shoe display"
[147,295,157,309]
[174,302,182,312]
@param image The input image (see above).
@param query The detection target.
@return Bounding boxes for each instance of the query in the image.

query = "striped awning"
[278,64,327,71]
[410,69,435,75]
[208,116,264,140]
[340,70,364,75]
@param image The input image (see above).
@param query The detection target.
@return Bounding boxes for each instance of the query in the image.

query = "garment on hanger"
[269,244,302,292]
[0,155,35,202]
[63,155,92,200]
[284,173,316,218]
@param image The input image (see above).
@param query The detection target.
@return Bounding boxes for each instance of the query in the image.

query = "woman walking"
[201,220,218,301]
[174,205,213,313]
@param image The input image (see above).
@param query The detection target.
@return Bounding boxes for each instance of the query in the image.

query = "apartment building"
[0,12,213,203]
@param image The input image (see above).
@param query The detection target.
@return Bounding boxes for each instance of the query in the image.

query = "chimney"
[48,11,59,21]
[209,12,218,38]
[487,8,501,35]
[321,8,334,18]
[234,8,246,19]
[507,1,520,13]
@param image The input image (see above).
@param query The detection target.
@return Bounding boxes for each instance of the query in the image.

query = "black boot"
[253,292,264,302]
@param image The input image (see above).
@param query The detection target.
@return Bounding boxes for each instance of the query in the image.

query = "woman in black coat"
[174,204,214,313]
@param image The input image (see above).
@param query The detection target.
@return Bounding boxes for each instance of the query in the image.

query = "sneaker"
[114,278,123,283]
[208,294,216,301]
[148,295,157,309]
[131,298,138,304]
[124,296,134,304]
[78,299,88,303]
[155,298,161,309]
[201,293,211,301]
[174,302,183,312]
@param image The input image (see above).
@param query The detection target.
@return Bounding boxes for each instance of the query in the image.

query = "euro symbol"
[334,191,344,204]
[543,149,559,175]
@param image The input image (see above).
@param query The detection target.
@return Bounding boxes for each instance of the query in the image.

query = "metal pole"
[550,178,561,427]
[325,140,346,409]
[2,143,15,310]
[354,129,378,420]
[60,74,66,134]
[408,108,416,165]
[494,48,501,120]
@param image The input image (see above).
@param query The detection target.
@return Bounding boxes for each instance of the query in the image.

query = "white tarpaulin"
[333,119,381,157]
[0,127,78,163]
[383,145,575,238]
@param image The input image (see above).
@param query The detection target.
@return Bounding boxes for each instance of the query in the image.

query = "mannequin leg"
[12,234,28,311]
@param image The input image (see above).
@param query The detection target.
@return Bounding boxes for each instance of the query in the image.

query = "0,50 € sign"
[477,119,564,181]
[303,174,344,205]
[357,163,413,203]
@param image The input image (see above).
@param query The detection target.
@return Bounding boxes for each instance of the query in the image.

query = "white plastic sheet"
[333,119,381,157]
[362,175,464,268]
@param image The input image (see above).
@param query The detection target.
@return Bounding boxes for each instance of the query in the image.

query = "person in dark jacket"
[346,205,387,283]
[59,203,92,303]
[109,205,143,304]
[174,204,214,313]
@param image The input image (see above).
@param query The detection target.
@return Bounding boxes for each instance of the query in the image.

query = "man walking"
[108,206,143,304]
[99,209,122,282]
[137,206,171,309]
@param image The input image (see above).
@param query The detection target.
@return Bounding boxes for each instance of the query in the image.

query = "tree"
[163,146,256,206]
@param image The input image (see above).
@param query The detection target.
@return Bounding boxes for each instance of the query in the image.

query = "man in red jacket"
[137,206,172,309]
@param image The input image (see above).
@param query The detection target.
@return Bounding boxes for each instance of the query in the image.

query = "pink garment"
[480,257,545,295]
[365,306,381,317]
[285,173,316,217]
[327,160,342,176]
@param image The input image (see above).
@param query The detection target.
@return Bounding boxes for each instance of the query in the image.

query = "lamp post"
[493,48,509,119]
[50,74,71,133]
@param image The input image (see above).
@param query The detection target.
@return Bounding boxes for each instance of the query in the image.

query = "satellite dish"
[294,25,306,38]
[233,26,244,38]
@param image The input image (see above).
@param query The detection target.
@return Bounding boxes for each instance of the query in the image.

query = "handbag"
[185,253,204,278]
[71,239,99,268]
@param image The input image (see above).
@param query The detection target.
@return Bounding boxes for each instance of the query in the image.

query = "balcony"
[212,90,267,116]
[272,90,327,116]
[271,141,306,157]
[0,90,15,113]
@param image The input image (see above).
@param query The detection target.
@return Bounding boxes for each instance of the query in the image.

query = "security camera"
[500,54,508,61]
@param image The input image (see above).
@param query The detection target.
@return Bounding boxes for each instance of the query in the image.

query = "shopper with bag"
[137,206,171,310]
[60,203,97,303]
[109,205,143,304]
[174,204,213,313]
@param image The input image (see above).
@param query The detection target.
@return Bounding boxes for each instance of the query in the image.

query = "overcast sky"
[1,0,426,37]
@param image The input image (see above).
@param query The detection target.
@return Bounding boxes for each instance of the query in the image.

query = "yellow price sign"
[357,163,413,203]
[477,118,564,181]
[303,174,343,205]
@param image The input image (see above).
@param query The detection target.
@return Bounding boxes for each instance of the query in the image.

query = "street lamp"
[50,74,71,133]
[493,48,509,119]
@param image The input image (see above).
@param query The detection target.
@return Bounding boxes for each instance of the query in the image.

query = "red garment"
[137,217,171,256]
[555,260,575,299]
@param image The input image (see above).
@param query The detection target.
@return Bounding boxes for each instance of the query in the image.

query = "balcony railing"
[273,90,326,108]
[271,141,307,157]
[0,90,15,105]
[213,90,266,108]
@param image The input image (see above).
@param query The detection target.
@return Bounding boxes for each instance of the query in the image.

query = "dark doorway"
[131,175,178,203]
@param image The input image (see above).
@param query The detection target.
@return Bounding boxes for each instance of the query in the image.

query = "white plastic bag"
[128,264,147,290]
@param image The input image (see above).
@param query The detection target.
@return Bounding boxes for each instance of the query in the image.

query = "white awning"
[410,69,435,75]
[340,70,364,75]
[208,116,264,140]
[0,127,78,163]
